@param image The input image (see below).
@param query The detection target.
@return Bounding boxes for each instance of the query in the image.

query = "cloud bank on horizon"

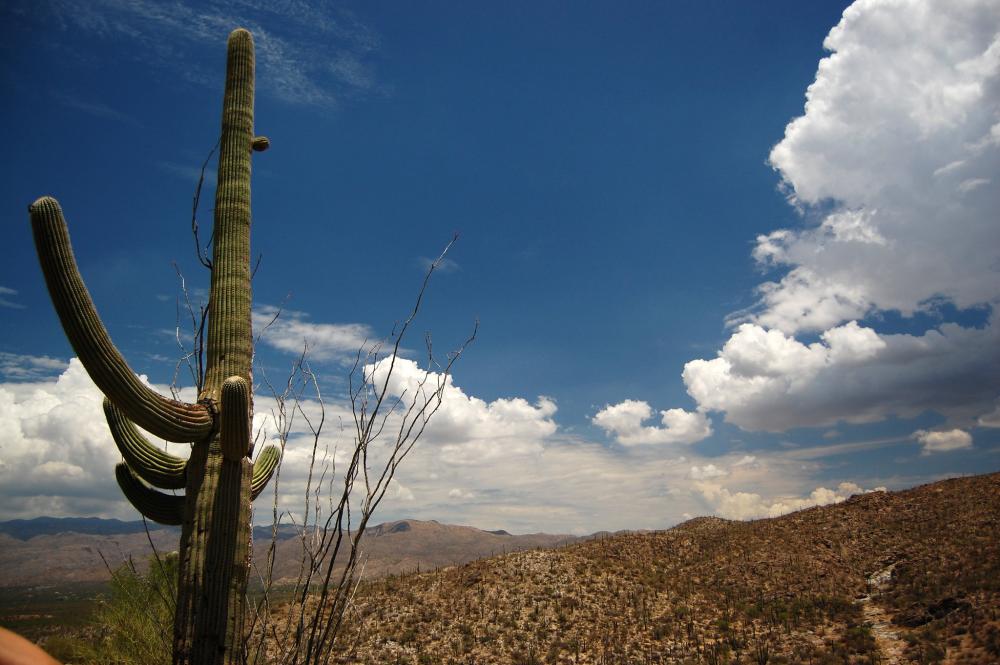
[1,0,998,531]
[0,355,885,531]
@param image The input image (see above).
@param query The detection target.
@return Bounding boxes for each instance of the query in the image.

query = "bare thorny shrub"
[161,146,476,664]
[242,239,475,664]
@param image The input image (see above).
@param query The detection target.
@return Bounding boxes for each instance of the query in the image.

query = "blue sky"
[1,0,998,533]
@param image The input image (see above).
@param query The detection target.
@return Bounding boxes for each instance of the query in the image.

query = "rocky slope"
[336,473,1000,664]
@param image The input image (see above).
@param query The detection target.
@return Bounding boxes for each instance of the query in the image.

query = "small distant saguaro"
[30,28,277,665]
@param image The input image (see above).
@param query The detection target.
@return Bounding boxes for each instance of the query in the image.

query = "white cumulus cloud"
[592,400,712,446]
[365,356,558,463]
[759,0,1000,333]
[683,318,1000,431]
[688,464,727,480]
[913,428,973,455]
[0,359,159,519]
[697,481,880,521]
[684,0,1000,437]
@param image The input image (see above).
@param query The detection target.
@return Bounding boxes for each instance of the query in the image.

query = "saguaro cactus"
[30,28,274,665]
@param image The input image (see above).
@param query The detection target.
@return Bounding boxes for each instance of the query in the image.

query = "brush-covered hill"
[338,473,1000,664]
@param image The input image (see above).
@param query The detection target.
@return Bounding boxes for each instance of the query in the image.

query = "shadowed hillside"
[334,473,1000,664]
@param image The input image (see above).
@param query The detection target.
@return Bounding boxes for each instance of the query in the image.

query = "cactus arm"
[115,463,185,525]
[29,196,213,443]
[220,376,250,461]
[104,398,187,489]
[250,445,280,500]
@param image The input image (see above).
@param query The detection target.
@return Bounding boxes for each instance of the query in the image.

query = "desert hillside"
[337,473,1000,664]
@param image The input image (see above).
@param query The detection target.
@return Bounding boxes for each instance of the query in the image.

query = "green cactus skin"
[170,30,257,663]
[250,445,280,500]
[30,28,276,665]
[104,398,187,489]
[220,376,251,461]
[29,197,214,443]
[115,463,185,525]
[175,443,252,663]
[202,27,255,403]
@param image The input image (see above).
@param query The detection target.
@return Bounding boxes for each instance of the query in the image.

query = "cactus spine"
[29,29,275,665]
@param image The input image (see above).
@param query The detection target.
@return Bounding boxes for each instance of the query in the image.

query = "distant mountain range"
[0,516,578,587]
[0,516,301,543]
[0,516,174,541]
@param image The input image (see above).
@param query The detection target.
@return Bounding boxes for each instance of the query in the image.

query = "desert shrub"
[88,553,177,665]
[41,634,100,663]
[841,624,876,654]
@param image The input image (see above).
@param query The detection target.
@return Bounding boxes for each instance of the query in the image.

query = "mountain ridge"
[0,517,579,587]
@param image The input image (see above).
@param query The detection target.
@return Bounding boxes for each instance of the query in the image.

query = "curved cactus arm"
[115,463,185,525]
[250,445,280,501]
[29,196,213,443]
[104,398,187,490]
[220,376,251,461]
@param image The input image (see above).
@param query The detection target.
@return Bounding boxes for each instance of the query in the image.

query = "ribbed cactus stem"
[202,28,254,400]
[220,376,251,461]
[31,27,279,665]
[115,463,184,525]
[174,445,251,663]
[251,445,280,500]
[29,197,213,443]
[105,398,187,489]
[172,29,258,665]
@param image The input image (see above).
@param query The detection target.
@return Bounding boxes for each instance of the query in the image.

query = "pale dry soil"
[856,562,909,664]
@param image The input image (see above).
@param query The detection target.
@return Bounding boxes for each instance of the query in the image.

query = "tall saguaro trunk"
[29,29,276,665]
[204,28,255,400]
[174,28,256,664]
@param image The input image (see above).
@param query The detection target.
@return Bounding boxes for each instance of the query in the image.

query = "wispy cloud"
[0,286,25,310]
[158,161,217,185]
[0,352,69,380]
[50,91,141,126]
[416,256,461,275]
[253,305,374,363]
[36,0,383,106]
[780,436,910,461]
